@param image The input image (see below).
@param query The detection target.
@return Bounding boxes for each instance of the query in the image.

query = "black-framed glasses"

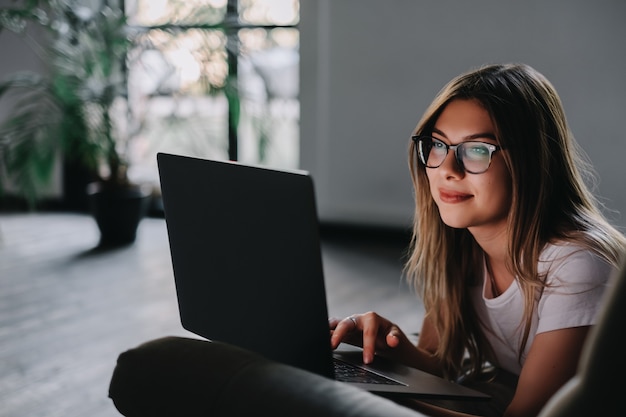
[412,135,503,174]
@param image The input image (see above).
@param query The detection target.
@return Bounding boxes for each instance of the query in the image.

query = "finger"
[386,328,401,348]
[330,316,360,349]
[360,316,377,364]
[348,315,358,331]
[328,317,340,329]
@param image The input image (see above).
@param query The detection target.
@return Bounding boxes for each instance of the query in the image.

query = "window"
[124,0,299,186]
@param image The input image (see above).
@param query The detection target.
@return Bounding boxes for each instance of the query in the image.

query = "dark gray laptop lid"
[157,152,334,377]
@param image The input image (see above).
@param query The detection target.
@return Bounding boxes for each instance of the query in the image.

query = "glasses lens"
[418,137,447,167]
[417,138,430,165]
[459,142,492,173]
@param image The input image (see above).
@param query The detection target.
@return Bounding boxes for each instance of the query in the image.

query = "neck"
[470,224,513,296]
[469,221,509,258]
[484,253,515,297]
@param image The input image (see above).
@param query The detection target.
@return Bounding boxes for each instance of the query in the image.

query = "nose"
[437,148,464,177]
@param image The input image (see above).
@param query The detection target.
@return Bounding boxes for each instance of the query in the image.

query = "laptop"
[157,152,489,400]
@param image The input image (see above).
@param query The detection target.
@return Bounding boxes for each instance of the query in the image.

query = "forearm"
[374,333,445,378]
[402,344,445,377]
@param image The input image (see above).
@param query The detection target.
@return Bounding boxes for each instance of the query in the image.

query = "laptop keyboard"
[333,358,403,385]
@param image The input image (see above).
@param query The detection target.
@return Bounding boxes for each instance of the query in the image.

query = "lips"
[439,189,473,203]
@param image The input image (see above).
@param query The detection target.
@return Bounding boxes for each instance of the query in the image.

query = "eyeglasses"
[412,135,503,174]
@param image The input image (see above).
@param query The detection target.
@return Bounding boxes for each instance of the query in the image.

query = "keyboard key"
[333,358,403,385]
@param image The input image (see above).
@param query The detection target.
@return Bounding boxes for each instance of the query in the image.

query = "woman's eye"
[466,145,489,159]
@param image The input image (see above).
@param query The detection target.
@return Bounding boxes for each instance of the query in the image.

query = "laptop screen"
[157,153,335,377]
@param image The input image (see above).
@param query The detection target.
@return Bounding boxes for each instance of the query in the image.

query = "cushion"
[108,336,425,417]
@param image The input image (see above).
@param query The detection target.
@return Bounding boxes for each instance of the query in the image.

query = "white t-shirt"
[471,242,614,375]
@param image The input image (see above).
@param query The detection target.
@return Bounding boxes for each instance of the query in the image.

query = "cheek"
[425,167,439,186]
[484,175,513,210]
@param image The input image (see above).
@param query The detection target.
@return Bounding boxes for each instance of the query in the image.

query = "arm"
[504,247,611,416]
[504,326,590,417]
[330,311,444,377]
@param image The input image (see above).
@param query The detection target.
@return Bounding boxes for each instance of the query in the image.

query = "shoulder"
[535,241,613,333]
[539,241,614,287]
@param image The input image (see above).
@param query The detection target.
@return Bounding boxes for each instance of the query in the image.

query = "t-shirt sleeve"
[536,248,613,334]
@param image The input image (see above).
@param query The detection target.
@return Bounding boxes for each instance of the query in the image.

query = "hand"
[329,311,407,364]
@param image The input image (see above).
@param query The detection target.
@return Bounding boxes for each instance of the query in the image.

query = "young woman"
[329,63,626,417]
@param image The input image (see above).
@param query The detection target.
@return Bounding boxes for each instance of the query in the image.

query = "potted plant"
[0,0,152,247]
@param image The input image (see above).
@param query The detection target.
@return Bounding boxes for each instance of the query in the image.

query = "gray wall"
[300,0,626,232]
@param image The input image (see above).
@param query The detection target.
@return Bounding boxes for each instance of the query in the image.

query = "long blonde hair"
[405,63,626,380]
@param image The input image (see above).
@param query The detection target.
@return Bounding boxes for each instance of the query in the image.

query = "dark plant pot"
[63,160,100,212]
[87,182,153,247]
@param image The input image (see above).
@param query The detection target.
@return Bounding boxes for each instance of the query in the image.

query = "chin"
[439,215,472,229]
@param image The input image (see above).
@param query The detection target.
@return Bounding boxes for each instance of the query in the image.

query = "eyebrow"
[431,127,497,142]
